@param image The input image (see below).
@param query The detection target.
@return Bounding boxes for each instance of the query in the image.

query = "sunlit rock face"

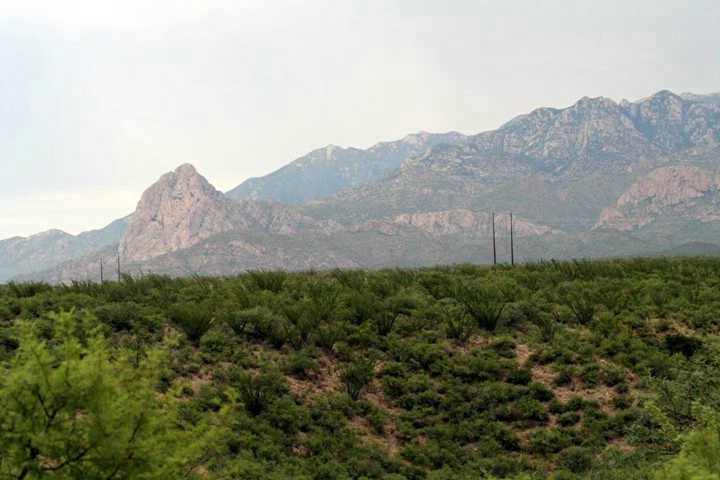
[594,166,720,231]
[118,164,245,262]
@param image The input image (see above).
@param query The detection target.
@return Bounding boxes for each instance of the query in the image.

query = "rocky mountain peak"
[466,92,650,174]
[118,164,242,262]
[325,145,340,159]
[175,162,198,175]
[618,90,720,153]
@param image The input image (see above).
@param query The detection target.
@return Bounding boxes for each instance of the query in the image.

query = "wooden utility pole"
[100,259,104,283]
[510,212,514,266]
[492,212,497,266]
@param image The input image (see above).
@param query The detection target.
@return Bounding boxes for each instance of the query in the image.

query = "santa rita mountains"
[3,90,720,283]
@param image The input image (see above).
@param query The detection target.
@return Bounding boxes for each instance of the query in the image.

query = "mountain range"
[4,89,720,283]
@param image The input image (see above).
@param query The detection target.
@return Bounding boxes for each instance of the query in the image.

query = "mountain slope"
[0,217,129,283]
[308,91,720,232]
[594,166,720,231]
[225,132,467,204]
[680,92,720,106]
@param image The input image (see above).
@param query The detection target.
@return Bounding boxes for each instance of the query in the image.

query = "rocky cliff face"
[118,164,246,262]
[393,210,561,237]
[594,166,720,231]
[118,164,343,263]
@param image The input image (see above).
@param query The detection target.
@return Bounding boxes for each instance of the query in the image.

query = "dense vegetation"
[2,257,720,479]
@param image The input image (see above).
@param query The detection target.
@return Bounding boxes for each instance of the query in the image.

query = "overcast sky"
[1,0,718,239]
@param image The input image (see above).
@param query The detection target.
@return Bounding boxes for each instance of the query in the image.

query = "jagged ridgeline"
[4,90,720,282]
[2,258,720,478]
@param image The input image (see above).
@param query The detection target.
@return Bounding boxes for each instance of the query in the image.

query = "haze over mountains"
[4,90,720,283]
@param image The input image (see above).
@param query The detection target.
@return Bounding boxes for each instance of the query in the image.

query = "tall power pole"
[492,212,497,266]
[510,212,514,266]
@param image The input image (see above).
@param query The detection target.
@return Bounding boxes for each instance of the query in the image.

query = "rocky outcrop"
[118,164,344,263]
[594,166,720,231]
[118,164,247,262]
[394,210,561,237]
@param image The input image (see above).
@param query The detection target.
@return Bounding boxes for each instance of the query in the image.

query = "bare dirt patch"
[515,343,533,365]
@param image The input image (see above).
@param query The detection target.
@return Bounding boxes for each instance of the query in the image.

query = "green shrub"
[392,340,446,373]
[168,302,214,345]
[451,352,503,382]
[440,299,476,343]
[553,365,577,387]
[372,310,398,336]
[365,408,390,434]
[531,311,558,342]
[283,350,319,379]
[601,364,628,386]
[94,302,140,331]
[343,290,377,325]
[664,333,703,358]
[6,281,53,298]
[558,446,594,473]
[511,397,549,423]
[615,382,630,394]
[244,307,285,348]
[490,336,516,358]
[565,396,585,412]
[199,329,231,357]
[507,365,533,385]
[529,428,574,454]
[245,269,288,293]
[549,398,565,414]
[557,411,582,427]
[231,366,286,416]
[261,395,308,435]
[491,423,521,451]
[218,307,249,336]
[340,357,375,401]
[580,363,601,387]
[528,382,556,402]
[457,283,507,332]
[596,280,634,315]
[611,394,633,410]
[314,321,344,351]
[330,268,366,290]
[281,315,317,351]
[469,382,516,410]
[559,282,598,324]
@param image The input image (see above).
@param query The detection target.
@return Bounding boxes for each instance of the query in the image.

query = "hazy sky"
[1,0,718,239]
